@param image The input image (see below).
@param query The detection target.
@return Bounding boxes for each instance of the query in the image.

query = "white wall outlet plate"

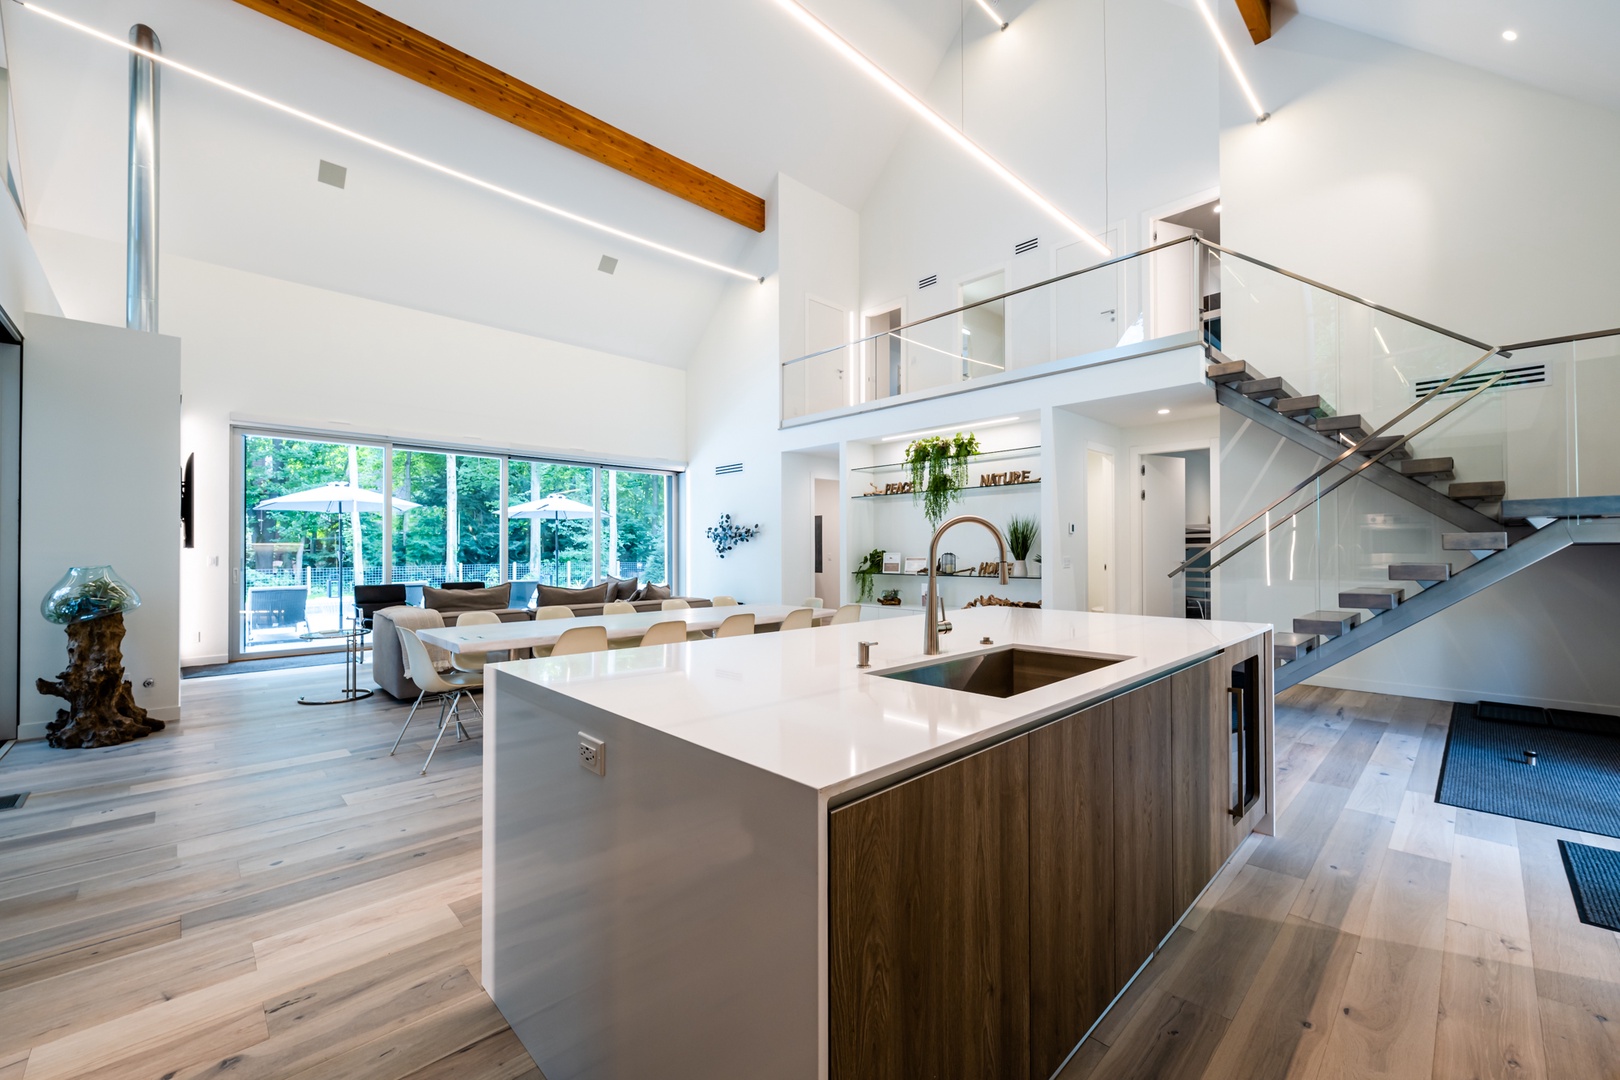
[578,733,606,777]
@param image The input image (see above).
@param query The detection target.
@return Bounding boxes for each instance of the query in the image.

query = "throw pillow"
[633,582,672,602]
[536,582,612,608]
[423,583,512,613]
[603,574,639,601]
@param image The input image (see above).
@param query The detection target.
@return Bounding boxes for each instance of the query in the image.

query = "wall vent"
[917,274,938,290]
[714,462,744,476]
[1014,237,1039,255]
[1414,363,1548,399]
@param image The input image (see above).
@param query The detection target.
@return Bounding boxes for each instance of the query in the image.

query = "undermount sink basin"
[874,646,1129,699]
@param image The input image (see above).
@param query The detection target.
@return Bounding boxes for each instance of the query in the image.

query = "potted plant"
[1006,516,1038,578]
[904,431,980,529]
[853,548,885,603]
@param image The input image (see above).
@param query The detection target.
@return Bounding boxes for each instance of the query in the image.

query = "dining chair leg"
[421,696,458,775]
[389,689,430,756]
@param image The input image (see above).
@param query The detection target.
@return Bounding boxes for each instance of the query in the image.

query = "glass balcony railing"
[781,237,1202,422]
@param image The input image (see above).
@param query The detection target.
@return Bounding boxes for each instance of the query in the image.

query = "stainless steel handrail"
[782,235,1202,368]
[1169,343,1501,577]
[1497,326,1620,352]
[1196,369,1510,575]
[1199,241,1495,352]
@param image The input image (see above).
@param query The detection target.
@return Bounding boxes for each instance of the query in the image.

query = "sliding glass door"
[233,428,676,658]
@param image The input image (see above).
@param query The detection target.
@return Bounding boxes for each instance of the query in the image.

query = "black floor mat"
[1435,702,1620,840]
[1559,841,1620,932]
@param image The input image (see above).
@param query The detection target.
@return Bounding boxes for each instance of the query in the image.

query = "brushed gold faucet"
[925,515,1009,655]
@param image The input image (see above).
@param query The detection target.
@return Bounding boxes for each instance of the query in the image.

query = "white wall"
[1220,11,1620,344]
[31,227,688,664]
[0,199,58,326]
[20,315,180,740]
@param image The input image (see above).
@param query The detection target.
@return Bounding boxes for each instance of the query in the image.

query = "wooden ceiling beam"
[228,0,767,231]
[1233,0,1272,44]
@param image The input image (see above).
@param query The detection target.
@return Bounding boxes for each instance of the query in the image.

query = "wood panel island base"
[482,609,1273,1080]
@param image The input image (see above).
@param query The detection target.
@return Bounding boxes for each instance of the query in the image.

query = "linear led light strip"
[15,0,762,282]
[972,0,1008,32]
[1191,0,1270,122]
[773,0,1109,257]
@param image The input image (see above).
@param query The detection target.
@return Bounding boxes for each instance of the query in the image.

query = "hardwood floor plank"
[1086,992,1230,1080]
[1308,718,1388,790]
[1290,809,1395,936]
[1247,781,1352,880]
[1149,864,1303,1021]
[1433,920,1548,1080]
[1389,790,1457,864]
[1449,834,1532,939]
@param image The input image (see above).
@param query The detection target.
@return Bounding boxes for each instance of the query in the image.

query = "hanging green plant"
[904,431,980,529]
[853,548,885,603]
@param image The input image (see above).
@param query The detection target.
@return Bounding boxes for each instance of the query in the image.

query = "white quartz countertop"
[493,608,1269,798]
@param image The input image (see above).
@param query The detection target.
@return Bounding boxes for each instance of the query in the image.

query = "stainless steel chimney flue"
[126,24,160,332]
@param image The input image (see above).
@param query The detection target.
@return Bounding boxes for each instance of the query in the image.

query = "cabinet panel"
[1171,657,1221,915]
[1113,676,1175,980]
[1029,701,1115,1080]
[829,737,1031,1080]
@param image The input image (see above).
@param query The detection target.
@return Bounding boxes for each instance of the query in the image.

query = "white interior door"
[805,299,847,414]
[1085,449,1115,612]
[1056,230,1121,358]
[1149,220,1196,339]
[1140,454,1187,618]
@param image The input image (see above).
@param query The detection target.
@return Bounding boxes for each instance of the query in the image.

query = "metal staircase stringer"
[1275,518,1620,692]
[1216,384,1501,535]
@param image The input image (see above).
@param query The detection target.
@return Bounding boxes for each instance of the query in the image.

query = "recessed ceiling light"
[771,0,1109,256]
[1192,0,1270,122]
[1214,203,1222,214]
[973,0,1008,32]
[1157,408,1171,415]
[1502,29,1518,42]
[17,0,760,282]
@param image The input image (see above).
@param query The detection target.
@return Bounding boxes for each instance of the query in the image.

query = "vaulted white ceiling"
[1,0,980,367]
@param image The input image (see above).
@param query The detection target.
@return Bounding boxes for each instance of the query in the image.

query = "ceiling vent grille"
[917,274,938,290]
[1414,364,1548,399]
[1014,237,1039,255]
[714,462,744,476]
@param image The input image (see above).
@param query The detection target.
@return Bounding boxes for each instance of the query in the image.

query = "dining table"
[415,603,836,657]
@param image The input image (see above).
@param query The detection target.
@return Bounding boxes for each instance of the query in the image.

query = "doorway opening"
[864,307,903,400]
[960,270,1007,379]
[1148,195,1220,341]
[1139,448,1211,619]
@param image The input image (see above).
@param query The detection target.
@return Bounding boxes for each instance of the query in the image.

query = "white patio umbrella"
[254,483,420,603]
[507,493,594,585]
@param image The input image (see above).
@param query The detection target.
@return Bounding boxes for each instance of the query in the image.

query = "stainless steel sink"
[874,646,1128,699]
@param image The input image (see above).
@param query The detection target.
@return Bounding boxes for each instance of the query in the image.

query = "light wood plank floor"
[1061,684,1620,1080]
[2,671,1617,1078]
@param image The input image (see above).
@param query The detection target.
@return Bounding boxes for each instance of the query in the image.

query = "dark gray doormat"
[1435,702,1620,840]
[1559,841,1620,932]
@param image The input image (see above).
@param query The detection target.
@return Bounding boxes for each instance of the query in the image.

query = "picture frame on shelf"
[903,557,926,574]
[882,551,903,574]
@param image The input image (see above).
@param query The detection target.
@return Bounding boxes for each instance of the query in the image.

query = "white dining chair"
[712,595,738,606]
[450,609,501,673]
[639,620,688,647]
[802,596,823,609]
[604,600,637,615]
[536,605,574,620]
[551,625,610,656]
[662,598,691,611]
[715,612,755,638]
[831,604,862,625]
[391,627,484,775]
[779,607,814,632]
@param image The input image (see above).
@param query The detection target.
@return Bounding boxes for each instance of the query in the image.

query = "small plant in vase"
[1006,516,1038,578]
[904,431,980,529]
[853,548,885,604]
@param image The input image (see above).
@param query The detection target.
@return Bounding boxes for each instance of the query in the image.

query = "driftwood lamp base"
[36,613,165,749]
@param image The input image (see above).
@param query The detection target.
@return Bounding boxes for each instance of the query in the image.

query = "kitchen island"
[482,608,1273,1080]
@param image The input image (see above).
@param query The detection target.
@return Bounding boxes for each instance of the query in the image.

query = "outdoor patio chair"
[245,585,309,645]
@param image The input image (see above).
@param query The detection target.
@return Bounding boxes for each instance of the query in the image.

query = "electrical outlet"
[578,733,606,777]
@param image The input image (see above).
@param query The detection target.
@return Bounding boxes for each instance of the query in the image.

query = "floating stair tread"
[1314,414,1369,432]
[1442,531,1508,551]
[1294,610,1362,637]
[1450,481,1507,500]
[1399,457,1456,480]
[1208,359,1262,385]
[1275,394,1334,420]
[1355,436,1413,461]
[1339,587,1406,611]
[1389,563,1453,582]
[1273,632,1318,662]
[1237,376,1301,402]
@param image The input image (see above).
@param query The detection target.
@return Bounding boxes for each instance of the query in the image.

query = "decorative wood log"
[36,613,164,749]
